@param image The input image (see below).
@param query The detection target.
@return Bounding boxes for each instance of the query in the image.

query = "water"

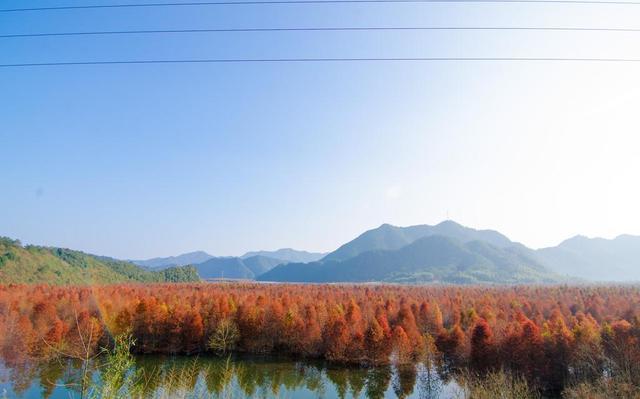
[0,355,462,399]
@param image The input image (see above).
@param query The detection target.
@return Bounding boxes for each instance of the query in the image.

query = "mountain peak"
[435,220,463,227]
[378,223,397,229]
[322,220,514,262]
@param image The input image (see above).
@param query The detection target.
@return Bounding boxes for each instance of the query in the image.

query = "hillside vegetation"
[0,237,199,285]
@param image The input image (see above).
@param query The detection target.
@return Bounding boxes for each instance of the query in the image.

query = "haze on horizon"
[2,0,640,259]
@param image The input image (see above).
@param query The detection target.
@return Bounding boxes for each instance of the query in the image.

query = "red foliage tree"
[470,318,495,373]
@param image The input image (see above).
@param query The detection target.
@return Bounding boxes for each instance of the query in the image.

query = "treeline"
[1,283,640,395]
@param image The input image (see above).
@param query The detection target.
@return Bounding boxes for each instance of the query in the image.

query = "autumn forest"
[1,283,640,397]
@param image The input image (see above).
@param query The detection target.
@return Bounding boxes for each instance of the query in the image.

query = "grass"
[454,370,541,399]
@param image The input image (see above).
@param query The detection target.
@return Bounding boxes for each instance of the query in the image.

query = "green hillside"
[0,237,199,285]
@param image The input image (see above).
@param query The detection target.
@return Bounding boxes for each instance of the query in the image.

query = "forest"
[1,282,640,397]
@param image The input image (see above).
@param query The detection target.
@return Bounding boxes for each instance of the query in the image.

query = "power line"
[2,57,640,67]
[3,0,640,13]
[3,26,640,38]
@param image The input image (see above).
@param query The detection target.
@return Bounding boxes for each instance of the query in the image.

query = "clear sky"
[2,0,640,259]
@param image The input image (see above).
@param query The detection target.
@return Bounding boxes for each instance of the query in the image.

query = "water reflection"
[0,355,460,399]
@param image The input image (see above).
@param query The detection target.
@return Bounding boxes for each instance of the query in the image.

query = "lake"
[0,355,462,399]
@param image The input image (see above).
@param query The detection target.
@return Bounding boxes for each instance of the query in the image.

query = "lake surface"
[0,355,462,399]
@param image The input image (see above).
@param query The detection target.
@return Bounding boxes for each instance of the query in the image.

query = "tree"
[602,319,640,384]
[208,318,240,354]
[182,311,204,354]
[325,316,350,362]
[435,324,465,368]
[470,318,495,373]
[365,318,391,365]
[396,304,425,359]
[392,326,412,364]
[542,311,573,391]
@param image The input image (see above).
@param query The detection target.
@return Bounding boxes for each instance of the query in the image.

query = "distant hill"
[195,257,253,280]
[0,237,200,285]
[537,234,640,281]
[133,248,324,270]
[322,220,514,262]
[241,248,325,263]
[242,255,285,275]
[195,255,283,280]
[259,235,559,284]
[131,251,214,269]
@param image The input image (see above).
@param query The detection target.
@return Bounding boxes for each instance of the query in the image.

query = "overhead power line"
[3,0,640,13]
[3,26,640,38]
[2,57,640,68]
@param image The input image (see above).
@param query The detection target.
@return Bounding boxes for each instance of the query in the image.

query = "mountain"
[322,221,513,262]
[131,251,214,269]
[242,255,285,275]
[537,234,640,281]
[259,235,559,284]
[194,255,283,280]
[0,237,200,285]
[195,257,254,280]
[133,248,323,270]
[241,248,325,263]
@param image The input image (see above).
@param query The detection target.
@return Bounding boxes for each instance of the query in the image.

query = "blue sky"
[2,0,640,258]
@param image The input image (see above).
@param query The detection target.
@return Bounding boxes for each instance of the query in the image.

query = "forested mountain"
[241,248,326,263]
[322,220,514,262]
[259,235,559,284]
[131,251,214,269]
[537,234,640,281]
[0,237,200,284]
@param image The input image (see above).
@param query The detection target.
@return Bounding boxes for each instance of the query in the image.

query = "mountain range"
[131,251,214,269]
[241,248,325,263]
[537,234,640,281]
[130,247,325,281]
[3,221,640,285]
[132,248,324,270]
[125,221,640,283]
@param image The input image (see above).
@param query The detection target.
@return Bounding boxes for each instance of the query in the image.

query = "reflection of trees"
[416,364,443,399]
[300,364,325,395]
[1,355,456,398]
[347,367,367,398]
[392,365,417,398]
[204,357,235,397]
[326,367,349,398]
[38,359,67,398]
[366,365,393,399]
[8,362,38,397]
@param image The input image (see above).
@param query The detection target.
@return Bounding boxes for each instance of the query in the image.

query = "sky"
[2,0,640,259]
